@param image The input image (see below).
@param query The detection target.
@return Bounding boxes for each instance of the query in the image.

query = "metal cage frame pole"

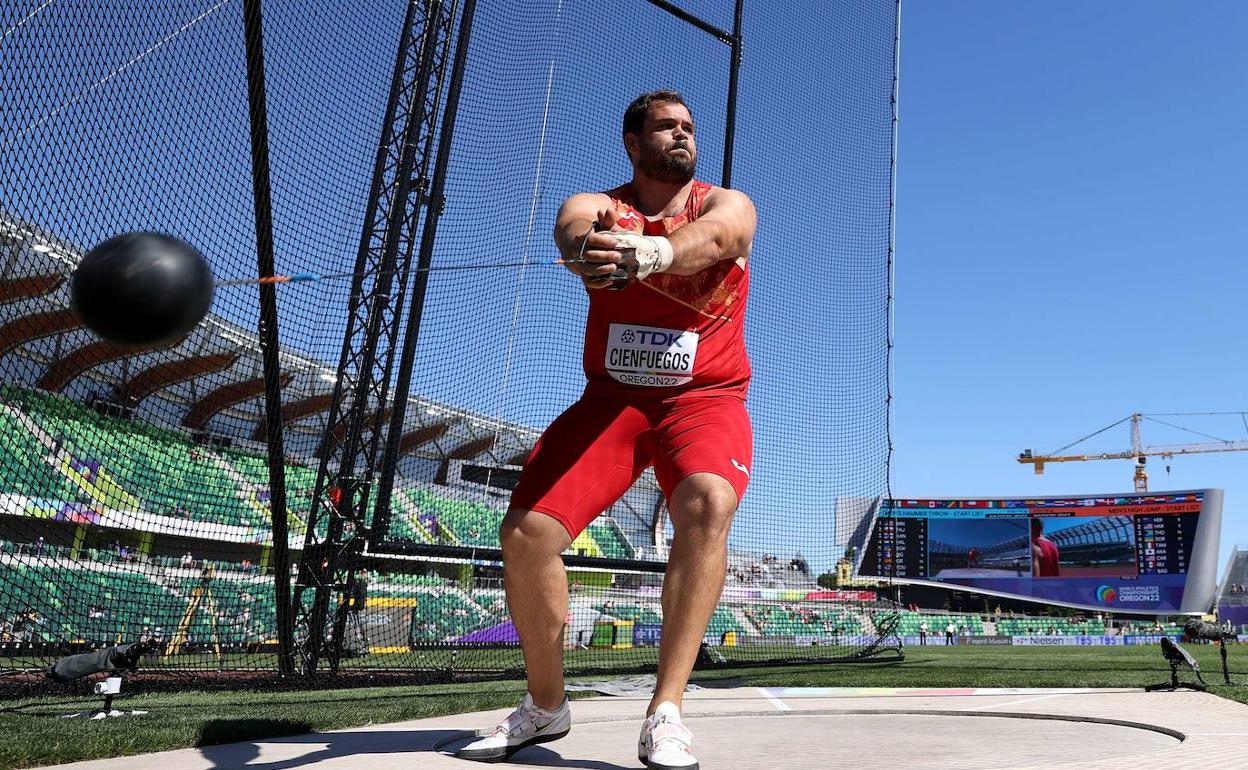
[372,0,478,547]
[643,0,744,187]
[292,0,460,675]
[240,0,294,677]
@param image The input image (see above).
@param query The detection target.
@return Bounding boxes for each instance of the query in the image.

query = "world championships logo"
[1095,585,1117,604]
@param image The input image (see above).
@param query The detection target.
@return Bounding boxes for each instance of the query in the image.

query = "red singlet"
[510,180,753,539]
[583,180,751,399]
[1035,538,1061,577]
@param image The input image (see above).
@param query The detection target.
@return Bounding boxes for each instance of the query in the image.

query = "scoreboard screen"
[857,489,1222,613]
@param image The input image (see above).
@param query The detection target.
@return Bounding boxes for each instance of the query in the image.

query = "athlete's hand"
[575,208,630,289]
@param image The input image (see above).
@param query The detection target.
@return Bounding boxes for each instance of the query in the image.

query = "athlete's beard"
[637,139,696,183]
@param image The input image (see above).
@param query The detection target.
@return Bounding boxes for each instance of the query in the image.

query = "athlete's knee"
[670,474,738,543]
[500,509,571,556]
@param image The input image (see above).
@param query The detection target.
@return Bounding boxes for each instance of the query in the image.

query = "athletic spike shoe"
[455,693,571,763]
[638,701,698,770]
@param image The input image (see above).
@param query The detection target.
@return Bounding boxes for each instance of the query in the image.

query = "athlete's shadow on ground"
[195,723,632,770]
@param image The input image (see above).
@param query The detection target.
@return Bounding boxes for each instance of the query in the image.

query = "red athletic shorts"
[510,394,753,539]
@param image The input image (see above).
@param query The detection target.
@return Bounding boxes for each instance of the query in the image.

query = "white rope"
[493,0,565,449]
[5,0,234,148]
[1,0,55,43]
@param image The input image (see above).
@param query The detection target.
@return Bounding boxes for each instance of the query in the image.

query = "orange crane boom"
[1018,412,1248,492]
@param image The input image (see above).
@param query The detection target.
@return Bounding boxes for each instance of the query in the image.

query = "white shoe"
[455,693,571,763]
[638,701,698,770]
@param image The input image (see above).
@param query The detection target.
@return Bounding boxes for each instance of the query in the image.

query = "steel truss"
[292,0,462,675]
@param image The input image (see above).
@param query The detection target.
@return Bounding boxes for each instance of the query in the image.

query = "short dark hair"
[622,90,691,139]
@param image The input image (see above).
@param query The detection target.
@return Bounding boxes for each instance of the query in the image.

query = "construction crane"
[1018,412,1248,492]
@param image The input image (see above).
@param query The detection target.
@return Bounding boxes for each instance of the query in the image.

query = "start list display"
[869,515,927,578]
[1134,513,1196,575]
[855,491,1217,612]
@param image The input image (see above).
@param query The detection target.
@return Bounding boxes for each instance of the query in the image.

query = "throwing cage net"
[0,0,899,691]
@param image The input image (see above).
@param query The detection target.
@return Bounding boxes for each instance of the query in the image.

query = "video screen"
[857,491,1214,612]
[927,518,1031,579]
[1029,515,1137,578]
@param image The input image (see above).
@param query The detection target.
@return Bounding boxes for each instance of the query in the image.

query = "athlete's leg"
[500,509,572,710]
[649,471,739,714]
[500,398,653,711]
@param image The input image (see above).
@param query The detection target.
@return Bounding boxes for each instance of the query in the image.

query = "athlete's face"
[628,102,696,183]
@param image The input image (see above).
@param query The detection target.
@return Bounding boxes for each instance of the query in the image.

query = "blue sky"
[892,1,1248,582]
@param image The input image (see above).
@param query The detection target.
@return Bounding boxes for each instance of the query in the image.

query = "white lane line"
[965,693,1072,711]
[758,687,792,712]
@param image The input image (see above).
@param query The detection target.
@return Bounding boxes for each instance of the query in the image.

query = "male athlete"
[457,91,756,769]
[1031,518,1061,577]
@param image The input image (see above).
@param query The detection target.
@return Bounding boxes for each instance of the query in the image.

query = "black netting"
[1,0,899,691]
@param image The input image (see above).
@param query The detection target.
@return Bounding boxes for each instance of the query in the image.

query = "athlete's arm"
[661,187,757,276]
[553,192,628,288]
[1031,543,1042,576]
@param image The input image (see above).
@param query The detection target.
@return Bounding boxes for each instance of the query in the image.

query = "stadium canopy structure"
[1,211,541,471]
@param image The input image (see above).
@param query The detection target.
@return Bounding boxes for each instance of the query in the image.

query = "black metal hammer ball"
[70,232,215,347]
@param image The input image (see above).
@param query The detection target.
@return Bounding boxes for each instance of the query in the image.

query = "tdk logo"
[633,329,683,347]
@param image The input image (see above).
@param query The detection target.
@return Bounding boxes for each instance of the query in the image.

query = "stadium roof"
[0,210,539,467]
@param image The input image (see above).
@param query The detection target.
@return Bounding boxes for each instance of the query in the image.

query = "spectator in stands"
[181,551,195,569]
[11,607,43,642]
[31,537,45,557]
[241,558,253,573]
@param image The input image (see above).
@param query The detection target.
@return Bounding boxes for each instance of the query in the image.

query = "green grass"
[1,645,1244,769]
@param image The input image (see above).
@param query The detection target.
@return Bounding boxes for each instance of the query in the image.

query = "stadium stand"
[596,603,664,625]
[0,406,82,502]
[996,618,1106,636]
[894,611,985,637]
[744,605,864,636]
[0,554,277,647]
[392,585,497,643]
[1218,546,1248,603]
[0,385,638,560]
[4,386,260,527]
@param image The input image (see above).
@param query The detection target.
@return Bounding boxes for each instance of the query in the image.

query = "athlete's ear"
[623,132,638,164]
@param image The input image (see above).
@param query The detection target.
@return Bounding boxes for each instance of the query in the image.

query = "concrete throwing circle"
[439,711,1180,769]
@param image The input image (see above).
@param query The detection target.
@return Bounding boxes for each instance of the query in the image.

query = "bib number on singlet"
[605,323,699,387]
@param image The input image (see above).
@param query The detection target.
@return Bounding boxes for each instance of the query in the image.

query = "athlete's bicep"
[698,188,757,260]
[555,193,611,235]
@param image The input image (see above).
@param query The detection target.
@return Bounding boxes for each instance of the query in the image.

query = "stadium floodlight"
[47,637,160,719]
[1145,637,1207,693]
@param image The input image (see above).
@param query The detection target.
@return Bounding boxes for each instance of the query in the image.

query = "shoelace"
[493,704,546,737]
[649,718,693,753]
